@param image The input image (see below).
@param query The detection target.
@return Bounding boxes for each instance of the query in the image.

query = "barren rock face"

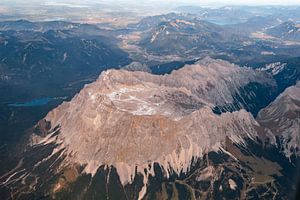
[29,58,274,187]
[3,58,298,200]
[257,81,300,158]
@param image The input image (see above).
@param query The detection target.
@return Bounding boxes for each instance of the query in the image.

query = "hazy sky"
[2,0,300,6]
[77,0,300,6]
[133,0,300,5]
[61,0,300,6]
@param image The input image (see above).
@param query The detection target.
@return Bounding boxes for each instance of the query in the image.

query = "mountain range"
[0,58,299,199]
[0,6,300,199]
[267,21,300,41]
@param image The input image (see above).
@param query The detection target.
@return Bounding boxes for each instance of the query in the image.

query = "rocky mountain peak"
[27,58,274,191]
[257,81,300,158]
[1,58,297,199]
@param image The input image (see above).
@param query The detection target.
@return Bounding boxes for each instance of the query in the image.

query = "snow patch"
[63,52,67,62]
[259,62,286,75]
[229,179,237,190]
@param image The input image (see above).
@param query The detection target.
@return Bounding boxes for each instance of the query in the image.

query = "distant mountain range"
[137,17,249,58]
[127,13,195,31]
[0,20,130,102]
[175,5,300,26]
[267,21,300,41]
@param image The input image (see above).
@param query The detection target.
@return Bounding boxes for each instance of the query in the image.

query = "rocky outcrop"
[257,81,300,159]
[122,62,151,72]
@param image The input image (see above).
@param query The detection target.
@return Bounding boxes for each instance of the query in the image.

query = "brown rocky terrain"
[257,81,300,159]
[0,58,298,199]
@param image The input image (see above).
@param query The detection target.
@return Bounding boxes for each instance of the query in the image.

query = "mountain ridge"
[0,58,298,199]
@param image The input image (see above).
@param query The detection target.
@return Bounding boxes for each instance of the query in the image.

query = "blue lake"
[9,97,55,107]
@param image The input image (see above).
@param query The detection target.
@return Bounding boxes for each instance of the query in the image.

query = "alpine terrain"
[1,58,299,199]
[0,2,300,200]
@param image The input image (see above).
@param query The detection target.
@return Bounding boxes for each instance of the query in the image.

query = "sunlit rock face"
[4,58,294,200]
[30,58,273,187]
[257,81,300,159]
